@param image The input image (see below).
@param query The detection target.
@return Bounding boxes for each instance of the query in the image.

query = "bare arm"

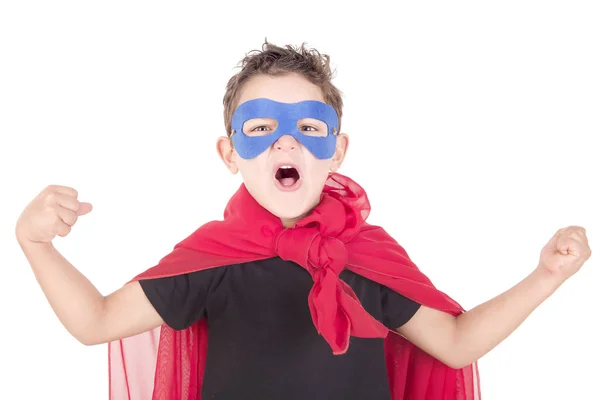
[16,184,164,346]
[396,226,591,369]
[19,239,163,345]
[397,268,559,369]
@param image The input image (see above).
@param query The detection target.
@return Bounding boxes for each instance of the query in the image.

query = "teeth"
[280,165,293,169]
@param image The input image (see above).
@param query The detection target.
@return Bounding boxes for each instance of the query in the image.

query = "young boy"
[16,41,591,400]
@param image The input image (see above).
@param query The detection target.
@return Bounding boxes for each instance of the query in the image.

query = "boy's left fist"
[538,226,592,282]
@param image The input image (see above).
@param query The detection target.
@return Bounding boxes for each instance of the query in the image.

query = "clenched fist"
[16,185,93,244]
[538,226,592,282]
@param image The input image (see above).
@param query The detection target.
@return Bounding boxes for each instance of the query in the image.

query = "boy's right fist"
[16,185,93,244]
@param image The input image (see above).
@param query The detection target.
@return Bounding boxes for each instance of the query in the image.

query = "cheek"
[235,153,271,180]
[304,156,334,179]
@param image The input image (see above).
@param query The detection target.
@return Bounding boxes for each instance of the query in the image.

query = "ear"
[330,133,349,172]
[216,136,239,174]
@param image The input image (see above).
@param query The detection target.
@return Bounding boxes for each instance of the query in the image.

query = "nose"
[273,135,299,153]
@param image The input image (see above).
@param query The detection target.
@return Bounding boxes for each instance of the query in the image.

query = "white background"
[1,1,599,399]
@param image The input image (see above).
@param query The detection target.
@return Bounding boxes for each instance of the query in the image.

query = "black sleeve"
[380,285,421,329]
[139,268,219,331]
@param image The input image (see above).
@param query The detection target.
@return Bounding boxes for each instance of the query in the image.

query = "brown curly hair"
[222,39,344,136]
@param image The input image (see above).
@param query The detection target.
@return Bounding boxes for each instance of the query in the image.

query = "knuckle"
[67,213,78,225]
[45,192,57,203]
[59,225,71,237]
[52,220,61,230]
[49,206,60,219]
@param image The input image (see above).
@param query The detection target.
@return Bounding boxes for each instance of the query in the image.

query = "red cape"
[108,173,480,399]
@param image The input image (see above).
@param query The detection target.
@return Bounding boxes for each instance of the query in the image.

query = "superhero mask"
[230,98,339,160]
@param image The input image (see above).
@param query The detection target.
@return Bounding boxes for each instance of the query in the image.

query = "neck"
[280,196,328,228]
[279,195,325,228]
[280,204,318,228]
[280,215,305,228]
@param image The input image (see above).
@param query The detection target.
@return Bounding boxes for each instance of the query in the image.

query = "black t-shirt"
[139,257,421,400]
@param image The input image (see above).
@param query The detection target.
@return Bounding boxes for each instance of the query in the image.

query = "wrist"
[17,234,54,252]
[529,266,564,295]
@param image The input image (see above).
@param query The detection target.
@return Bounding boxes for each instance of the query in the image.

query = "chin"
[273,208,310,222]
[265,198,313,221]
[260,190,320,223]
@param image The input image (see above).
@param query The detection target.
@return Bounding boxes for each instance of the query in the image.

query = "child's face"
[217,73,348,227]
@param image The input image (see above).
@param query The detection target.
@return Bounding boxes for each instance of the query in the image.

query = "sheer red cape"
[108,172,481,399]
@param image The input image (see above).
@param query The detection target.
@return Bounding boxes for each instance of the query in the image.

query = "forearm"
[18,238,106,345]
[452,267,561,367]
[399,227,590,369]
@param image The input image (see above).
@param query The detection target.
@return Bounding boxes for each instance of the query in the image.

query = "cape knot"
[275,228,348,277]
[308,235,347,277]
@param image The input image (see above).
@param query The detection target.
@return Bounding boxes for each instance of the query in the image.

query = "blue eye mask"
[230,98,339,160]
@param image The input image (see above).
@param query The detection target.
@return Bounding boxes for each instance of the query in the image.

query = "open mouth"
[274,164,301,190]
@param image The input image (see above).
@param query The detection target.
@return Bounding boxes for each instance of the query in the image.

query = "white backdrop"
[1,1,598,399]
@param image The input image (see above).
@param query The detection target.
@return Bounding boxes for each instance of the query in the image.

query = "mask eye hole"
[297,118,328,137]
[243,118,278,137]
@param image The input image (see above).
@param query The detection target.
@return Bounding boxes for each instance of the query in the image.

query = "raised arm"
[16,185,164,346]
[395,226,591,369]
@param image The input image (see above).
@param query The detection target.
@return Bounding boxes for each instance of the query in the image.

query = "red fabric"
[108,172,481,399]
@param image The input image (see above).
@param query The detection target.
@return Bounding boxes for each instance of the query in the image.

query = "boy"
[16,41,591,400]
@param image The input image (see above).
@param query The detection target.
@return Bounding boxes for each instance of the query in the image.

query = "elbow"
[447,360,472,370]
[78,338,93,346]
[74,332,101,346]
[78,337,99,346]
[435,341,476,369]
[442,354,477,370]
[73,317,108,346]
[78,298,109,346]
[444,323,478,369]
[77,332,112,346]
[421,347,474,369]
